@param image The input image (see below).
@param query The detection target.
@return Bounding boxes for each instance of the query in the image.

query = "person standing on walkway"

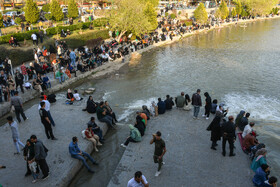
[69,137,98,173]
[20,63,28,82]
[39,102,57,140]
[207,115,221,150]
[31,33,38,46]
[69,49,76,67]
[15,70,24,93]
[150,131,166,177]
[30,135,50,180]
[127,171,149,187]
[191,89,202,119]
[202,92,212,120]
[221,116,236,157]
[38,96,56,127]
[7,116,25,155]
[11,91,27,123]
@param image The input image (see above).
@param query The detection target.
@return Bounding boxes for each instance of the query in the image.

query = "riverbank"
[0,94,110,187]
[1,14,279,120]
[108,109,254,187]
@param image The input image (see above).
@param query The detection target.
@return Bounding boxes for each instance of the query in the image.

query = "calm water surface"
[71,18,280,186]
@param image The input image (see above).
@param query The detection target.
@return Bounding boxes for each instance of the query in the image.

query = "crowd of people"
[119,88,278,186]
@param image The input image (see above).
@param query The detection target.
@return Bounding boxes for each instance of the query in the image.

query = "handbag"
[29,162,37,173]
[10,105,15,113]
[183,103,191,111]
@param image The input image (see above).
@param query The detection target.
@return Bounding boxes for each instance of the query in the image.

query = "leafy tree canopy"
[194,3,208,24]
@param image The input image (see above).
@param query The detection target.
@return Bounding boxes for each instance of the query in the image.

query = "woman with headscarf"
[203,92,212,120]
[121,125,142,148]
[251,148,268,172]
[66,89,74,101]
[134,115,145,136]
[85,96,98,113]
[207,115,222,150]
[236,110,245,129]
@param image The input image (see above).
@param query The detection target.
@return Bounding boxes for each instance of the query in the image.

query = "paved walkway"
[108,109,254,187]
[0,93,109,187]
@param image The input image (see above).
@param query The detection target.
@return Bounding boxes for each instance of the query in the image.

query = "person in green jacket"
[251,148,267,172]
[121,125,141,148]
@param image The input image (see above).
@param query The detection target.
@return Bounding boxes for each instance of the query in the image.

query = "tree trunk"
[117,30,126,42]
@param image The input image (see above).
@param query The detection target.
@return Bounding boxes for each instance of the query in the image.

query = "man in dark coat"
[207,116,221,150]
[221,116,236,157]
[164,95,174,110]
[239,113,250,131]
[15,70,24,93]
[157,98,166,114]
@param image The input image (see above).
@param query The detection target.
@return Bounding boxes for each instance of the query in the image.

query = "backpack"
[47,94,56,103]
[81,130,86,139]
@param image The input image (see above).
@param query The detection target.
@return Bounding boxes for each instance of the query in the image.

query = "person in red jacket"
[85,125,102,152]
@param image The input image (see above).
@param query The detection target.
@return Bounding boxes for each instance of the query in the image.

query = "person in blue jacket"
[157,98,166,115]
[252,164,270,187]
[69,136,98,173]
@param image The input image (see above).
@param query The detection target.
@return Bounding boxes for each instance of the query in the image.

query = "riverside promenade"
[108,109,254,187]
[0,95,109,187]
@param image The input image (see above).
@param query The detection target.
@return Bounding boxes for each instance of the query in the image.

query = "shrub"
[0,29,39,44]
[178,11,182,15]
[62,30,109,49]
[184,19,193,26]
[165,12,169,17]
[0,47,34,67]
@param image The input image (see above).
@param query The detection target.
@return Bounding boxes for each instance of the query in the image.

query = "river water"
[70,18,280,186]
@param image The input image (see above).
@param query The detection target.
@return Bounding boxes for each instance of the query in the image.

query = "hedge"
[46,19,108,36]
[0,18,108,44]
[0,47,34,67]
[62,29,109,49]
[0,29,39,44]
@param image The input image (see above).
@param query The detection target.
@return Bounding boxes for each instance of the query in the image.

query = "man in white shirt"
[242,122,255,138]
[31,33,38,46]
[73,90,83,101]
[127,171,149,187]
[38,96,56,126]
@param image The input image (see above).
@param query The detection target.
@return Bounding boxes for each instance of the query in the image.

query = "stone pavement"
[0,94,109,187]
[108,109,254,187]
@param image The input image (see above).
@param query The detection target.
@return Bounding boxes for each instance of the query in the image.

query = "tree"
[231,8,237,17]
[24,0,40,24]
[241,0,278,16]
[215,9,221,19]
[109,0,153,42]
[219,1,229,20]
[42,4,50,12]
[15,17,23,25]
[142,0,159,7]
[68,0,78,18]
[194,3,208,25]
[50,0,64,21]
[0,13,3,28]
[144,2,158,31]
[235,0,242,18]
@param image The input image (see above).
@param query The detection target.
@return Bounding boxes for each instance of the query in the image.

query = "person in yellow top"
[39,21,43,29]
